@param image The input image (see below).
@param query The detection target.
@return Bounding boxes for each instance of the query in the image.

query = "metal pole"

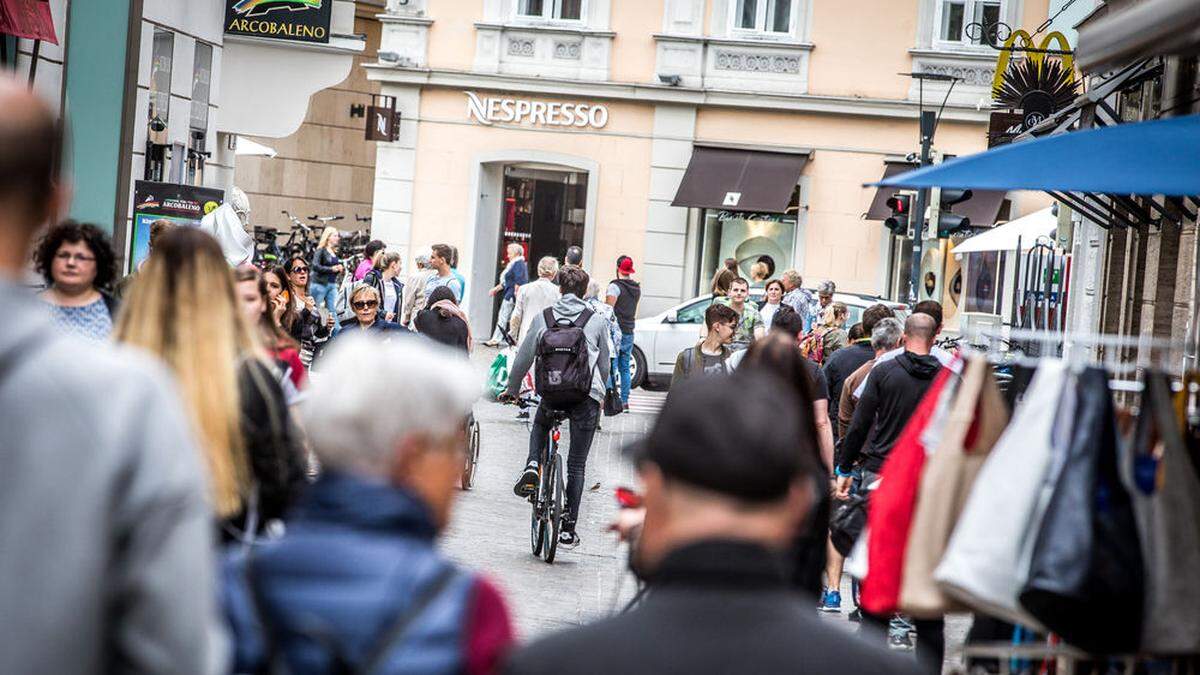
[908,110,936,304]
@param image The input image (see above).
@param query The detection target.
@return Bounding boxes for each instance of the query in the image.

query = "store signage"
[464,91,609,129]
[365,105,400,142]
[225,0,331,44]
[131,181,224,270]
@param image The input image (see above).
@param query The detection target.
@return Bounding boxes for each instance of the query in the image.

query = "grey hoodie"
[0,281,226,674]
[505,293,612,404]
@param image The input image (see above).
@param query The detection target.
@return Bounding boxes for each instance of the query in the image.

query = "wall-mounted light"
[658,74,682,86]
[349,103,366,118]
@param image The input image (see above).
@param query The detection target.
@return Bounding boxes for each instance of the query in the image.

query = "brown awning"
[671,145,809,213]
[865,160,1008,226]
[865,161,918,220]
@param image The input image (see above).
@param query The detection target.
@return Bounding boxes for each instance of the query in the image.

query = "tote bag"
[1129,371,1200,654]
[1018,366,1144,655]
[934,359,1070,629]
[899,357,1009,618]
[859,368,953,615]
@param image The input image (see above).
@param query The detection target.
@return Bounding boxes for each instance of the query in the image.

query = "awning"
[672,145,809,213]
[1076,0,1200,73]
[235,136,278,158]
[0,0,58,43]
[953,207,1057,254]
[865,161,1007,226]
[873,114,1200,198]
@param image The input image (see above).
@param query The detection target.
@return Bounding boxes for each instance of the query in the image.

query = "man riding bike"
[499,266,611,550]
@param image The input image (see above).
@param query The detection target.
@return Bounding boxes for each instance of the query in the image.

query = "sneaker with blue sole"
[818,589,842,613]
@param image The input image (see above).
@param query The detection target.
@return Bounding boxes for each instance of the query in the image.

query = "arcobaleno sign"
[465,91,609,129]
[225,0,331,44]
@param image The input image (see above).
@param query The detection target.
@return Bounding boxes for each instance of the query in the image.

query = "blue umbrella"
[873,114,1200,197]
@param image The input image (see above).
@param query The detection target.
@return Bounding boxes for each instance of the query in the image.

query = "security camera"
[658,74,682,86]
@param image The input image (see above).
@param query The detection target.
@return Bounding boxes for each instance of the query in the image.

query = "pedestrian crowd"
[3,76,959,675]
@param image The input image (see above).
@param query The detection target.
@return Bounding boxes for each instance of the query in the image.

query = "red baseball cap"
[618,257,636,274]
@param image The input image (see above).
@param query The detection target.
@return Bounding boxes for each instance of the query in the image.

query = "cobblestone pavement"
[444,347,969,670]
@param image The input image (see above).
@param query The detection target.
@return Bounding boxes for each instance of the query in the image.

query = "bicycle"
[505,395,566,564]
[461,412,481,490]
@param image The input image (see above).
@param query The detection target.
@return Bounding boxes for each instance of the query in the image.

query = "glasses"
[351,300,379,310]
[289,266,309,274]
[55,252,95,264]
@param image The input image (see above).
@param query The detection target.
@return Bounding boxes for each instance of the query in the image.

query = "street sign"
[224,0,331,44]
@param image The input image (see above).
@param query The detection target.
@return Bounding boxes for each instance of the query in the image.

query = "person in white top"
[509,256,561,345]
[759,278,784,330]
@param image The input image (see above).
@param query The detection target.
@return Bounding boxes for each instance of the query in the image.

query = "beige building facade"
[366,0,1051,330]
[234,1,386,233]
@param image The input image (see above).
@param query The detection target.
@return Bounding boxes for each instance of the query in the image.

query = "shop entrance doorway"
[491,165,589,326]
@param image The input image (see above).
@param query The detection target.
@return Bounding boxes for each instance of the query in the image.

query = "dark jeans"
[525,398,600,530]
[861,611,945,674]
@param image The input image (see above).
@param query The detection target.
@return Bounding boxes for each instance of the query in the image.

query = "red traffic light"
[886,194,911,214]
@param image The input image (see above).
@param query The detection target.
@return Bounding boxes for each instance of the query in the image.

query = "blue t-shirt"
[425,273,463,302]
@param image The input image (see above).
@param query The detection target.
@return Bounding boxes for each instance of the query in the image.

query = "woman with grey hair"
[401,252,437,326]
[221,336,516,673]
[485,243,528,346]
[508,256,562,345]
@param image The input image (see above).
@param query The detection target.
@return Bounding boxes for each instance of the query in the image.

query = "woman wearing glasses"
[280,256,332,367]
[34,221,119,341]
[330,283,406,345]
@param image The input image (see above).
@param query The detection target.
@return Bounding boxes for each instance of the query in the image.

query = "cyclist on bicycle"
[499,266,611,550]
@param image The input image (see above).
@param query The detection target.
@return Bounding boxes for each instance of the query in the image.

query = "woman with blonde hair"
[799,301,850,363]
[310,226,344,334]
[115,227,306,540]
[749,261,770,287]
[330,283,406,343]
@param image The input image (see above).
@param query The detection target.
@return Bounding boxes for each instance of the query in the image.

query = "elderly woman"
[333,283,406,342]
[220,336,516,673]
[35,221,119,341]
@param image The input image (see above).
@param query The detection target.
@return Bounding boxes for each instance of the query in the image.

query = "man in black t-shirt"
[605,255,641,405]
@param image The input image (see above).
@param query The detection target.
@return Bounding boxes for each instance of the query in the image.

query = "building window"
[935,0,1002,47]
[517,0,584,22]
[732,0,794,35]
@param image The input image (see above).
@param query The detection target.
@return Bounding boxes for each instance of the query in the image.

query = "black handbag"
[829,490,870,558]
[603,386,625,417]
[1018,366,1144,654]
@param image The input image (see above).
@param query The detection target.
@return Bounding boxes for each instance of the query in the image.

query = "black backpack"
[535,307,595,408]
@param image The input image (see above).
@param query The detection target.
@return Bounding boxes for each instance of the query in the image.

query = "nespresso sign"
[465,91,609,129]
[225,0,331,44]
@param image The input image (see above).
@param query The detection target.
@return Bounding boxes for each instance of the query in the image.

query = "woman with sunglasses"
[329,283,406,345]
[281,256,332,367]
[34,221,119,341]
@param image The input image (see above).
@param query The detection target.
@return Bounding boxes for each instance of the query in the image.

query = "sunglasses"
[289,266,309,273]
[352,300,379,310]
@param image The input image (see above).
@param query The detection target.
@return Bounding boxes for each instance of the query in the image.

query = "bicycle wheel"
[461,418,480,490]
[544,453,564,564]
[530,461,545,557]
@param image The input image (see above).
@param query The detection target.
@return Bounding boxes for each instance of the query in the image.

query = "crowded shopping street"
[4,0,1200,674]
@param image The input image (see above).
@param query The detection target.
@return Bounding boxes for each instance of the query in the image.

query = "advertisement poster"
[964,251,1004,315]
[224,0,331,44]
[131,181,223,270]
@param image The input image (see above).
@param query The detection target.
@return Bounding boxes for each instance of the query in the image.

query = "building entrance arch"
[464,150,599,333]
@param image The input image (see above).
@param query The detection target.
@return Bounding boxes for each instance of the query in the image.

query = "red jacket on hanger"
[860,367,953,615]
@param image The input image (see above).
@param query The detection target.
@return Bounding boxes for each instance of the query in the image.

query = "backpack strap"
[573,308,594,329]
[359,565,460,673]
[542,307,557,329]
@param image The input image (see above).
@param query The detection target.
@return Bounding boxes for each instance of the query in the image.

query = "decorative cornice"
[377,14,434,26]
[474,21,616,39]
[363,65,991,122]
[907,47,996,62]
[654,33,815,51]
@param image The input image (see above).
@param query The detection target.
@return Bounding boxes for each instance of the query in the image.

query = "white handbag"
[933,359,1072,630]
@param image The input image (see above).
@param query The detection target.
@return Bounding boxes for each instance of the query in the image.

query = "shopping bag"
[1018,367,1144,654]
[1128,371,1200,654]
[859,367,953,616]
[830,490,870,558]
[899,357,1009,618]
[934,360,1070,630]
[487,350,510,399]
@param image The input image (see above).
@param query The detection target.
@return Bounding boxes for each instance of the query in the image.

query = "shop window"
[732,0,795,35]
[934,0,1002,48]
[516,0,584,22]
[697,185,800,294]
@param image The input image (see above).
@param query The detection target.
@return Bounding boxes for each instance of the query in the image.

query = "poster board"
[130,181,223,271]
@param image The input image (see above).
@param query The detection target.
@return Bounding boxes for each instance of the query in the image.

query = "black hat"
[626,371,815,502]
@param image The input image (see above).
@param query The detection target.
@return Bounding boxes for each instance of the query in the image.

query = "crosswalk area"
[626,390,666,416]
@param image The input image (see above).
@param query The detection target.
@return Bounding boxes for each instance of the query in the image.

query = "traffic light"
[933,188,973,238]
[884,193,912,236]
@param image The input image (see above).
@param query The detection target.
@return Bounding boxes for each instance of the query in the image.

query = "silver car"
[628,290,909,389]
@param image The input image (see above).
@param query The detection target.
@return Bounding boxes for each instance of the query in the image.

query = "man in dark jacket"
[223,337,514,674]
[823,302,894,435]
[505,371,921,675]
[835,312,941,489]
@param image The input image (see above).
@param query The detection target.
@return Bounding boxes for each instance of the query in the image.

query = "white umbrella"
[953,207,1057,255]
[234,136,277,158]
